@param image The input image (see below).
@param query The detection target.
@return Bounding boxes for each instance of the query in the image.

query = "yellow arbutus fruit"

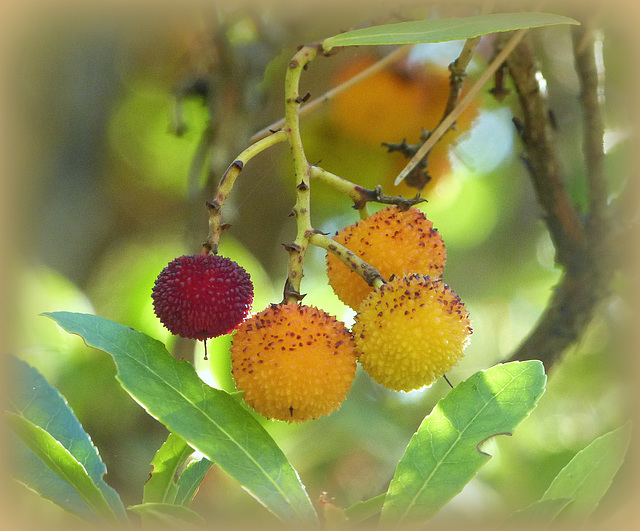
[230,302,357,423]
[353,275,472,392]
[326,205,446,310]
[329,54,480,196]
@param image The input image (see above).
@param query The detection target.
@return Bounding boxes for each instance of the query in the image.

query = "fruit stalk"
[308,231,385,289]
[282,43,320,302]
[309,165,426,218]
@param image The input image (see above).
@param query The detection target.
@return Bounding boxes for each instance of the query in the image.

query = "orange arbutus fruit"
[329,53,480,196]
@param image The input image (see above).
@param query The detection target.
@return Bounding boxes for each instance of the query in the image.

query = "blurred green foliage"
[9,1,634,526]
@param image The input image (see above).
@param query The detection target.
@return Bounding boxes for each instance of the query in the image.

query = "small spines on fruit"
[353,274,472,392]
[230,302,357,423]
[152,254,253,340]
[326,206,446,310]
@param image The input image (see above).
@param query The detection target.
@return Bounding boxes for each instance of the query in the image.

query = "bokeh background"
[3,0,637,526]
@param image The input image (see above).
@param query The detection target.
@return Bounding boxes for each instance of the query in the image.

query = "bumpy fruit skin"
[152,254,253,340]
[230,302,357,423]
[326,206,446,310]
[353,275,472,392]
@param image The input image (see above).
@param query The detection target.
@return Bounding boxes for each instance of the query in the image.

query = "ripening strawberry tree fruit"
[152,254,254,345]
[230,302,357,422]
[10,8,631,530]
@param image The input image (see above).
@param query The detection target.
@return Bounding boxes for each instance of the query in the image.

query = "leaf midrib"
[75,320,309,523]
[324,13,578,47]
[7,412,116,522]
[545,437,622,504]
[394,367,528,526]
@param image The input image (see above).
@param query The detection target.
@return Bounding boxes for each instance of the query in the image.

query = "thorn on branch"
[305,228,330,237]
[382,137,424,159]
[206,200,221,212]
[283,278,306,302]
[404,167,432,191]
[381,133,432,191]
[295,92,311,104]
[282,242,303,253]
[355,184,426,210]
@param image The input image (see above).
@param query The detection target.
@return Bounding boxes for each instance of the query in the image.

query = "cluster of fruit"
[152,205,471,423]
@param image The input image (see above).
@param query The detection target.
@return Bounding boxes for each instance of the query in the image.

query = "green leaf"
[143,433,194,505]
[507,498,574,527]
[128,502,205,524]
[6,413,118,524]
[540,423,631,521]
[174,456,213,507]
[45,312,317,526]
[9,434,93,520]
[380,360,546,527]
[322,12,579,50]
[344,493,386,525]
[7,355,126,521]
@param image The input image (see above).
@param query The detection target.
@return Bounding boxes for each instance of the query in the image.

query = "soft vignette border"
[0,0,638,531]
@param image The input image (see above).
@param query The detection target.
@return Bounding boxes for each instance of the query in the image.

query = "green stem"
[309,165,426,216]
[309,165,370,217]
[280,44,419,301]
[282,44,320,302]
[308,232,385,288]
[203,130,287,254]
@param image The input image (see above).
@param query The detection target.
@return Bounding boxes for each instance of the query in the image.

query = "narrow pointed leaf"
[507,498,574,526]
[174,457,213,507]
[541,423,631,521]
[322,12,579,50]
[128,502,205,524]
[143,433,193,504]
[44,312,317,526]
[9,433,95,520]
[7,355,126,520]
[381,361,546,526]
[6,413,118,524]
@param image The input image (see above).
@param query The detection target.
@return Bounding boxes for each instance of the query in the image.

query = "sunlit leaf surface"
[381,360,546,526]
[7,356,126,521]
[6,413,118,524]
[143,432,193,504]
[45,312,318,526]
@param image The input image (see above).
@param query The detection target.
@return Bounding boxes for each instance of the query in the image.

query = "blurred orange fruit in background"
[328,54,480,195]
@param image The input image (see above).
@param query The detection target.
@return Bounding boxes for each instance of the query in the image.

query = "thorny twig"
[393,28,528,187]
[387,1,493,188]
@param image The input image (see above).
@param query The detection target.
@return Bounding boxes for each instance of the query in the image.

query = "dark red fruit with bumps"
[152,254,254,340]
